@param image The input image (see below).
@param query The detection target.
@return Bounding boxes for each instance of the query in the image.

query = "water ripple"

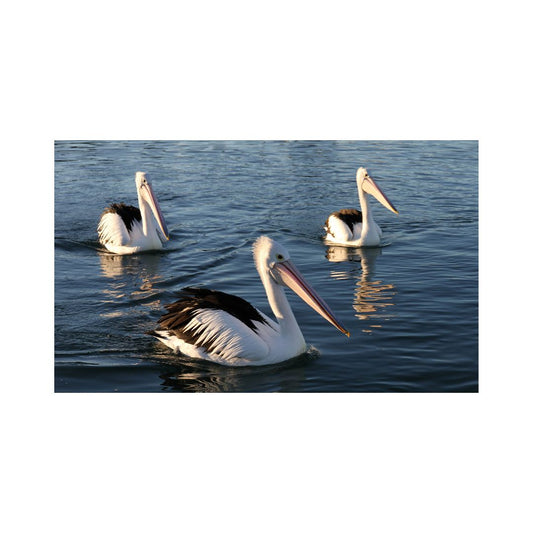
[55,140,478,392]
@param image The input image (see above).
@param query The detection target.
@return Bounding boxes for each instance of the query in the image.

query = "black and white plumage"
[325,167,398,247]
[97,172,169,254]
[147,236,349,367]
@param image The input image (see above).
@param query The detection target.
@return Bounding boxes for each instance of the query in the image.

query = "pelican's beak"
[273,260,350,337]
[362,175,399,214]
[142,182,170,240]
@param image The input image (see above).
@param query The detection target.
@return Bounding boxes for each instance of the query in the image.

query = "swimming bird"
[97,171,169,254]
[324,167,398,247]
[147,236,349,366]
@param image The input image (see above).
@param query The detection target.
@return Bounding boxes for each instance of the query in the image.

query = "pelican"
[97,171,169,254]
[324,167,398,247]
[147,236,349,366]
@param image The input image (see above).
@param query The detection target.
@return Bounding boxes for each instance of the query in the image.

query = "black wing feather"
[325,208,362,235]
[101,203,141,232]
[332,208,362,226]
[147,287,273,354]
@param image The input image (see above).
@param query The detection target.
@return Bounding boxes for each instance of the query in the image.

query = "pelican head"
[135,171,170,240]
[356,167,399,215]
[253,236,350,337]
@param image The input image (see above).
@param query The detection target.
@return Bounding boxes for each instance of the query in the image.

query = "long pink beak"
[273,260,350,337]
[142,182,170,240]
[362,175,399,214]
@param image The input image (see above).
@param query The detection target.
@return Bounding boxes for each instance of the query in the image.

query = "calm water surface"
[54,140,478,392]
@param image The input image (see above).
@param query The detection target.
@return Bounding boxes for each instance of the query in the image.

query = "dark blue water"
[54,140,477,392]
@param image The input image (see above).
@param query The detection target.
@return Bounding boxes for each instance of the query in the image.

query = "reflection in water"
[326,246,396,332]
[99,251,162,279]
[98,252,164,317]
[155,350,317,392]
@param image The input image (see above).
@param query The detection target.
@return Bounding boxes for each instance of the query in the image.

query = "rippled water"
[54,140,478,392]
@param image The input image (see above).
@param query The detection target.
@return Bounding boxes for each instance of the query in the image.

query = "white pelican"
[97,171,169,254]
[147,236,349,366]
[325,167,399,247]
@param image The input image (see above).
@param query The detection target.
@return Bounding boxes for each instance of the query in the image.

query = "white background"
[2,1,531,532]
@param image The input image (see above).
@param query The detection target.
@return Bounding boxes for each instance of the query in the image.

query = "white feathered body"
[98,208,164,254]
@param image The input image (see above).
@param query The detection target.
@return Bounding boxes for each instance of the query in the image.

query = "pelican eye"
[276,253,284,261]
